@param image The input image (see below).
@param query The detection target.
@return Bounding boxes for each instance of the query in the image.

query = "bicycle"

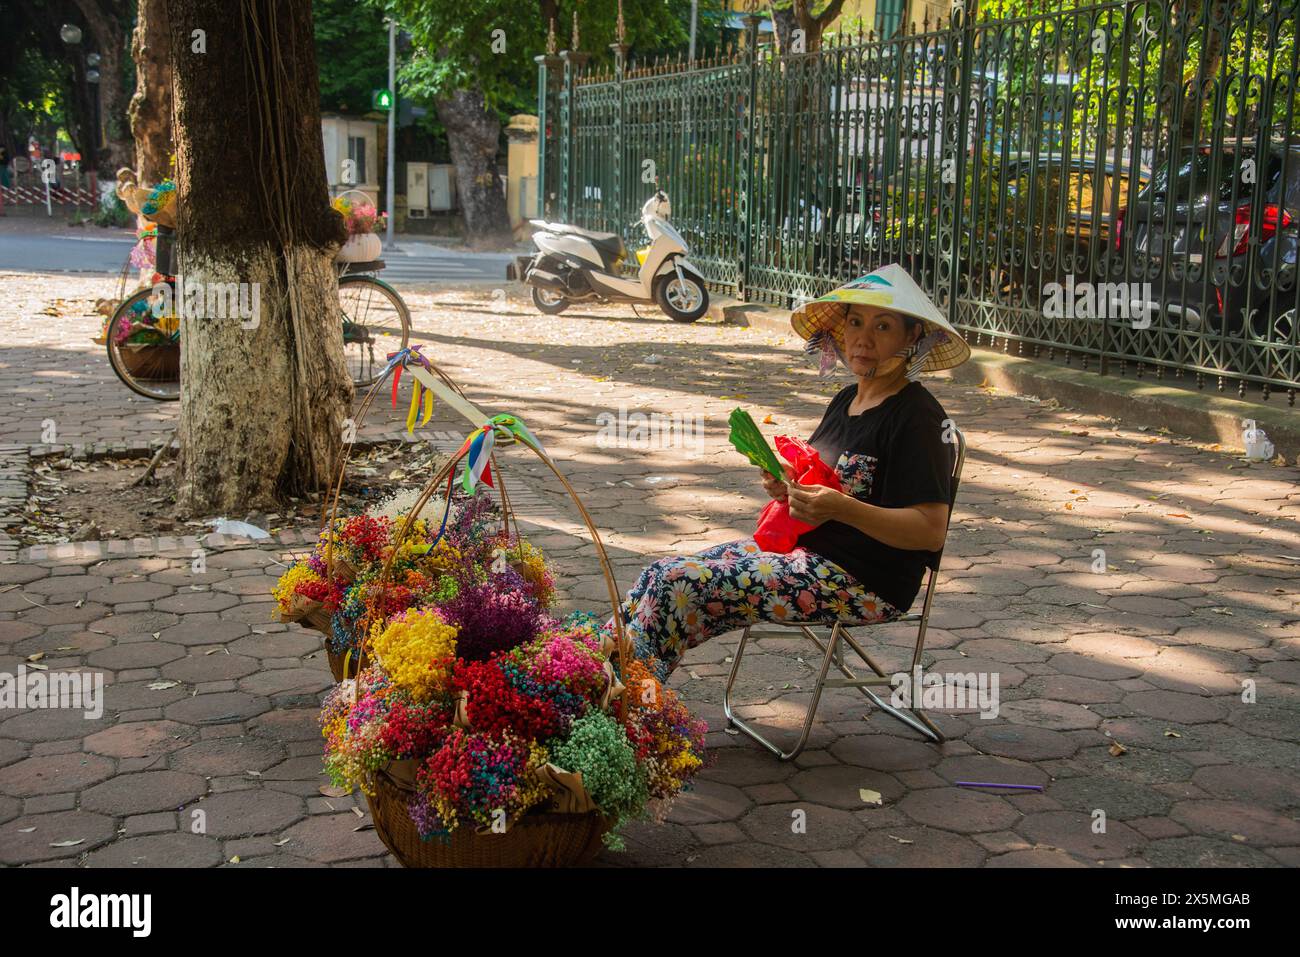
[103,190,411,401]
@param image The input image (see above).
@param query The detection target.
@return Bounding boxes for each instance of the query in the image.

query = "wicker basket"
[367,765,610,868]
[279,593,332,633]
[326,644,370,682]
[120,342,180,379]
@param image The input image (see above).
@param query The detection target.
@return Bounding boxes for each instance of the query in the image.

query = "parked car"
[872,153,1148,299]
[1116,141,1299,344]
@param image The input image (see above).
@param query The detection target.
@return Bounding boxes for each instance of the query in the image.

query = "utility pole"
[385,17,397,249]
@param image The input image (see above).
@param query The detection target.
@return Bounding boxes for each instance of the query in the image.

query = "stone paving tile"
[0,282,1297,867]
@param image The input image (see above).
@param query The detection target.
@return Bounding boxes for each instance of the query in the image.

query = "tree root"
[134,428,177,487]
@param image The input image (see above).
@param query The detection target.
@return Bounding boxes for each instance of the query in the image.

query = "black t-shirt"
[795,380,954,612]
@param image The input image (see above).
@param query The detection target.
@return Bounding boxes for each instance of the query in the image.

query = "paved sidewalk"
[0,274,1297,867]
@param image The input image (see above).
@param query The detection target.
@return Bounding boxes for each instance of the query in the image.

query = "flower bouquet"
[332,191,385,263]
[115,167,177,229]
[315,415,709,866]
[321,577,708,865]
[274,486,513,681]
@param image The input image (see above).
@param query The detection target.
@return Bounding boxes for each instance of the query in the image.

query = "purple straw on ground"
[955,782,1043,791]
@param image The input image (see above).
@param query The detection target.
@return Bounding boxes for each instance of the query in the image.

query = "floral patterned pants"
[600,538,898,681]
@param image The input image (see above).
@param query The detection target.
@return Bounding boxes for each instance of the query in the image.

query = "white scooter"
[507,191,710,322]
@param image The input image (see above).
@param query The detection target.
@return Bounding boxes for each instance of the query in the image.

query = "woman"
[600,264,971,682]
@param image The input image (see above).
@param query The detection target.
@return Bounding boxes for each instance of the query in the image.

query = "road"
[0,233,521,286]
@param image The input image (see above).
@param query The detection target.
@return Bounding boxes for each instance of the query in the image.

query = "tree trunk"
[1179,0,1227,145]
[435,87,513,249]
[167,0,351,516]
[128,0,172,284]
[129,0,172,185]
[72,0,133,175]
[768,3,796,54]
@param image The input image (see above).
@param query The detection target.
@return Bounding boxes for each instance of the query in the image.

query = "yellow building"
[721,1,951,40]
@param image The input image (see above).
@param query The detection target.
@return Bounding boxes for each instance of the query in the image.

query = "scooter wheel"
[655,272,709,323]
[531,286,569,315]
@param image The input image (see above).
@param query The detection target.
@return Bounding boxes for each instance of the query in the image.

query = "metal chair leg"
[724,622,841,761]
[837,629,945,743]
[725,620,946,756]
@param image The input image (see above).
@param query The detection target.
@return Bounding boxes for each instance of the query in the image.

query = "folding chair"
[723,427,966,761]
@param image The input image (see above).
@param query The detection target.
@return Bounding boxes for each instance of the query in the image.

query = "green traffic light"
[372,88,392,110]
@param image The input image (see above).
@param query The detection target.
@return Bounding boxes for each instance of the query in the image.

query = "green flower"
[550,711,649,850]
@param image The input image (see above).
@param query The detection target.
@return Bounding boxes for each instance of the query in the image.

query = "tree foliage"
[313,0,391,115]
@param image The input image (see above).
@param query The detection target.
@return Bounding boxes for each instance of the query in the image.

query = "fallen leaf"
[352,823,375,832]
[18,827,36,833]
[762,414,775,424]
[25,652,45,663]
[1166,513,1190,519]
[1164,730,1181,738]
[319,785,350,798]
[859,788,883,805]
[887,834,914,845]
[273,838,291,847]
[351,806,364,818]
[228,855,241,864]
[246,770,262,777]
[1109,741,1128,757]
[147,680,179,691]
[49,839,84,848]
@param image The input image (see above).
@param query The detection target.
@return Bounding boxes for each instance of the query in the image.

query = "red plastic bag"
[753,436,842,553]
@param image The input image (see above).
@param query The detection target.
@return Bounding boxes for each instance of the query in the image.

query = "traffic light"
[372,88,392,111]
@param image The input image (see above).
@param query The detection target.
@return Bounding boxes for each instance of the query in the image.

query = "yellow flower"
[369,609,458,702]
[272,564,323,611]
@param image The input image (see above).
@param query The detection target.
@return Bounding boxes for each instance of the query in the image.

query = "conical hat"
[790,263,970,374]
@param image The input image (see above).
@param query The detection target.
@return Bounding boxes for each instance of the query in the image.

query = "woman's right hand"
[760,467,789,502]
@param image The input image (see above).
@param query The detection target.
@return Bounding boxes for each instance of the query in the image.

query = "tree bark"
[435,87,513,249]
[72,0,133,175]
[167,0,351,516]
[129,0,172,185]
[1179,0,1228,145]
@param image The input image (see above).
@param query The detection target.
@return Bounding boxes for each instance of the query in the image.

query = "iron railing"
[540,0,1300,402]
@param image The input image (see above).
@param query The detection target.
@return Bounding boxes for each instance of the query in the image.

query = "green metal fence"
[541,0,1300,401]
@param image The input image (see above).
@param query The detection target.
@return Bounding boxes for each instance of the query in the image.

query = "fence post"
[945,1,976,332]
[738,13,761,302]
[559,48,588,223]
[610,35,628,241]
[535,34,563,221]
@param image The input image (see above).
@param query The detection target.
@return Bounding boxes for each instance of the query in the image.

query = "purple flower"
[442,581,543,661]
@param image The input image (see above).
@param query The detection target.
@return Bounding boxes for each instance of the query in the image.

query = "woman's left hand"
[786,480,847,527]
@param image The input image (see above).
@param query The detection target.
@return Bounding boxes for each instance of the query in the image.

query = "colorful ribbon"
[384,346,437,434]
[453,414,544,494]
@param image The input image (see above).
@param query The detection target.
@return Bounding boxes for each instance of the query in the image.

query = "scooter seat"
[553,225,625,257]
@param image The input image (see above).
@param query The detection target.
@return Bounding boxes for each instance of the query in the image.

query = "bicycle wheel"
[105,287,181,401]
[337,274,411,388]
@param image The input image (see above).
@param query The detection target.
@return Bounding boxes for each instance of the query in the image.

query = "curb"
[710,295,1299,461]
